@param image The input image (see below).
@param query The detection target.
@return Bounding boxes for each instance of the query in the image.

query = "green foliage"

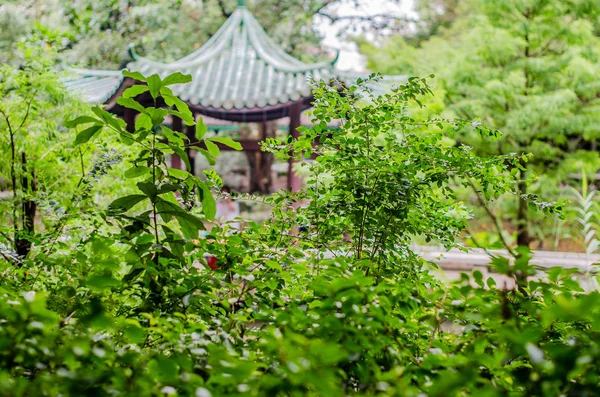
[1,70,600,397]
[362,0,600,248]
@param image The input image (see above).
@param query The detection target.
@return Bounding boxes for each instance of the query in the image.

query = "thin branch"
[215,0,232,19]
[317,10,421,25]
[468,179,517,258]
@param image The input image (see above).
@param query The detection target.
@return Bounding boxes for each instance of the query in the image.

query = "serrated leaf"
[209,137,242,151]
[108,195,148,212]
[75,125,102,145]
[122,85,149,98]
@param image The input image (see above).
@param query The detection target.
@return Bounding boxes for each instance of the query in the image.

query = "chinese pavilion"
[63,0,398,192]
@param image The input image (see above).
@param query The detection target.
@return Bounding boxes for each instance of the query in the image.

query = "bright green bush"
[1,70,599,397]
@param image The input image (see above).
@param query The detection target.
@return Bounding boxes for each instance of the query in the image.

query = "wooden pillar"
[287,102,303,192]
[124,108,136,133]
[171,116,183,170]
[186,113,197,176]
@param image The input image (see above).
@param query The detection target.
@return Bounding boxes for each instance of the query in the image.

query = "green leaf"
[160,210,205,237]
[135,234,155,245]
[137,182,158,199]
[123,267,144,283]
[167,167,191,179]
[108,195,148,213]
[472,270,484,288]
[122,85,149,98]
[124,166,151,179]
[209,137,242,151]
[155,199,182,222]
[162,72,192,86]
[194,148,216,165]
[65,116,98,128]
[122,323,146,344]
[123,70,147,82]
[146,108,169,127]
[163,126,184,146]
[169,144,192,172]
[92,106,125,131]
[86,275,120,289]
[75,125,102,145]
[167,109,195,126]
[158,183,179,195]
[148,357,178,383]
[117,97,145,113]
[147,74,162,99]
[205,140,220,157]
[196,117,208,140]
[135,113,152,131]
[200,184,216,220]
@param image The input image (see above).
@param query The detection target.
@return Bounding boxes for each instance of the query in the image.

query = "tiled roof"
[62,68,124,105]
[62,3,407,112]
[128,5,336,110]
[64,4,336,111]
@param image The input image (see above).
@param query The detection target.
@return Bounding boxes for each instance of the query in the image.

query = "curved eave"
[128,8,335,73]
[62,68,127,105]
[188,97,314,123]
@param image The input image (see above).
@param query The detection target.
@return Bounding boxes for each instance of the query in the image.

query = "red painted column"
[287,102,303,192]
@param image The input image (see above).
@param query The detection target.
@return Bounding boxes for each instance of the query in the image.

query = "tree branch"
[317,10,420,25]
[215,0,232,19]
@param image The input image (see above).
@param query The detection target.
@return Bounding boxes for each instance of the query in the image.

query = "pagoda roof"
[65,2,337,111]
[63,68,124,105]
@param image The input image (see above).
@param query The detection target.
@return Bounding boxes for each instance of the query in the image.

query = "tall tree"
[363,0,600,248]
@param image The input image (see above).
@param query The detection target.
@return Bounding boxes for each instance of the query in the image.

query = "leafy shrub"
[0,70,598,397]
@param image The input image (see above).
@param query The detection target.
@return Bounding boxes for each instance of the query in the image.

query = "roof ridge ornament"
[237,0,247,7]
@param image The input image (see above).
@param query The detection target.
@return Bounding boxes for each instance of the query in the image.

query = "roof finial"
[237,0,247,7]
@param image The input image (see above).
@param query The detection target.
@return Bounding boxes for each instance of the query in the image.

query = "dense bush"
[1,71,599,396]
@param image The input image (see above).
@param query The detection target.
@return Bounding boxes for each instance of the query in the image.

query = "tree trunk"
[15,152,37,258]
[516,161,530,247]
